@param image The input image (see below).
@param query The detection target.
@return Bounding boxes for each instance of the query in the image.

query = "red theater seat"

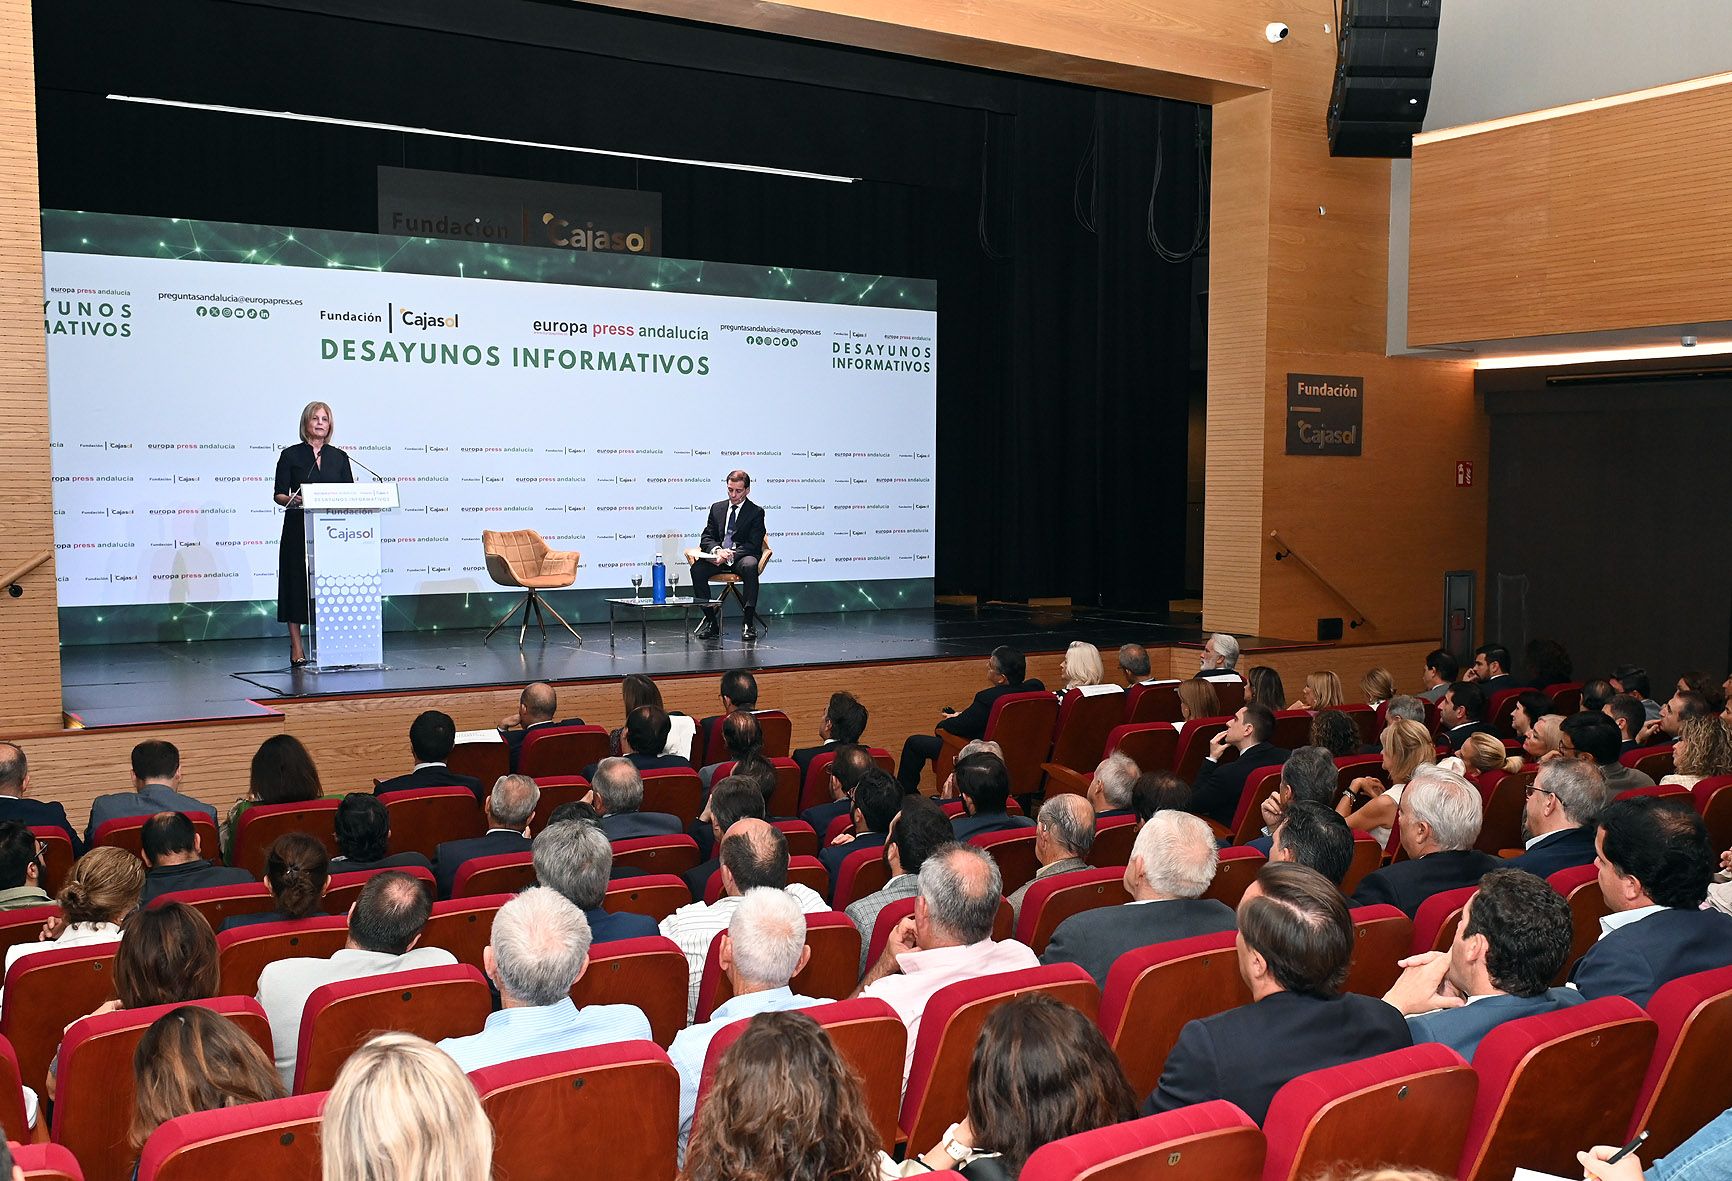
[1099,930,1248,1099]
[1040,687,1127,797]
[609,834,700,876]
[1021,1102,1265,1181]
[450,850,537,899]
[1125,681,1184,725]
[136,1092,325,1181]
[528,775,590,835]
[1087,814,1138,869]
[230,800,340,878]
[293,963,491,1093]
[217,915,349,997]
[1173,716,1233,784]
[1342,904,1413,999]
[936,691,1060,796]
[832,845,891,910]
[570,935,688,1047]
[28,829,74,896]
[519,724,610,779]
[0,1033,27,1143]
[447,739,509,786]
[1228,765,1282,846]
[1545,682,1583,714]
[1692,774,1732,852]
[1270,709,1313,752]
[640,767,704,830]
[0,904,61,966]
[768,818,817,857]
[1014,866,1129,955]
[418,893,510,971]
[970,829,1039,894]
[1411,885,1476,956]
[13,1145,84,1181]
[602,874,690,922]
[1546,864,1609,986]
[1628,965,1732,1158]
[1339,832,1383,896]
[1,942,118,1095]
[380,786,483,860]
[1474,768,1532,855]
[1106,723,1180,775]
[1201,846,1265,910]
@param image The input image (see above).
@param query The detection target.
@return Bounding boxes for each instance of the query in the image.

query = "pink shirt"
[861,938,1040,1080]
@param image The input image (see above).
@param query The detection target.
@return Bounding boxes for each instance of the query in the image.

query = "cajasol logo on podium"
[300,483,399,670]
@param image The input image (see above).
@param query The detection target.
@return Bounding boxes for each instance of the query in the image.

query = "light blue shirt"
[669,987,825,1158]
[438,996,651,1074]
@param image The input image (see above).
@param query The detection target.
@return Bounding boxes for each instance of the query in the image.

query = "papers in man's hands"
[701,548,732,566]
[1512,1169,1575,1181]
[454,729,505,745]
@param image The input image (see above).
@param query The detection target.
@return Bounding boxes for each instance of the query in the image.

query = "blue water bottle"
[651,553,667,604]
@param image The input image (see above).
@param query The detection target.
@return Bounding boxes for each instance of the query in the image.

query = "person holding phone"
[274,401,353,666]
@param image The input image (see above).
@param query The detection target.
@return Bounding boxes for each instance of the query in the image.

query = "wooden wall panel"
[0,0,62,730]
[1409,75,1732,346]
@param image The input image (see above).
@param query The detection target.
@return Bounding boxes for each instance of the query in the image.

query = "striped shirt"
[438,996,651,1073]
[658,884,829,1022]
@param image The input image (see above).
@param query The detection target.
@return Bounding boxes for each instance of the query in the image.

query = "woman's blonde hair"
[321,1033,491,1181]
[1307,671,1345,709]
[1381,718,1437,785]
[59,846,146,926]
[297,401,334,444]
[1176,679,1221,722]
[1359,667,1396,705]
[1457,731,1522,776]
[1062,642,1105,691]
[1675,716,1732,778]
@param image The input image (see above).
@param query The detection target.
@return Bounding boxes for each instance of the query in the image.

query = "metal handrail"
[1268,531,1369,629]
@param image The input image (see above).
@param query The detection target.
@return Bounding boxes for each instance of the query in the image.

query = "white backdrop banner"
[42,213,937,613]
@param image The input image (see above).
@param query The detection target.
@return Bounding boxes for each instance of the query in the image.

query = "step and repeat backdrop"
[41,212,937,643]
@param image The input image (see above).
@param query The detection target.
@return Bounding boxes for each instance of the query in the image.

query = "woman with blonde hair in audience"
[223,734,322,860]
[221,832,331,931]
[1338,717,1434,849]
[2,845,145,1002]
[1247,665,1285,712]
[322,1032,491,1181]
[131,1005,283,1155]
[683,1010,878,1181]
[1661,715,1732,790]
[1360,667,1396,708]
[1291,670,1345,710]
[1523,713,1565,762]
[1441,731,1524,784]
[1058,642,1105,695]
[1309,709,1362,759]
[1176,679,1220,723]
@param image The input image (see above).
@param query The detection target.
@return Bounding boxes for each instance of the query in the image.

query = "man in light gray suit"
[1040,810,1237,988]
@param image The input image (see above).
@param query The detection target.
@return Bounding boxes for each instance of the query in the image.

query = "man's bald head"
[1038,793,1096,860]
[917,843,1001,947]
[521,682,557,722]
[719,817,789,894]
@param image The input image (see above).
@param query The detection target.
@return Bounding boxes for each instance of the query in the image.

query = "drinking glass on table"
[630,573,643,601]
[669,572,682,600]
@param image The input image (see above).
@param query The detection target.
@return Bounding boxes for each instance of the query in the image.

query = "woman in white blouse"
[3,846,145,988]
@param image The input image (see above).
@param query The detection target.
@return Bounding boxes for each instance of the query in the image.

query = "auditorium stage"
[60,603,1295,729]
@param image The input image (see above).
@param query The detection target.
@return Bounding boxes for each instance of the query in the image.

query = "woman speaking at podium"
[274,401,353,666]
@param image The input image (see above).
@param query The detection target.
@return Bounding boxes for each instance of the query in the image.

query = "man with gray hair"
[668,888,827,1157]
[1251,746,1339,855]
[437,886,650,1072]
[1197,634,1243,681]
[1350,765,1502,917]
[1005,795,1096,924]
[587,756,681,842]
[433,773,540,897]
[854,843,1039,1080]
[1041,810,1236,987]
[1503,757,1606,878]
[532,819,657,943]
[1086,752,1140,818]
[1116,643,1153,686]
[1360,695,1428,754]
[937,738,1003,800]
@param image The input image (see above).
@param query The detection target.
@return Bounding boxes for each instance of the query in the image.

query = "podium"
[299,484,399,670]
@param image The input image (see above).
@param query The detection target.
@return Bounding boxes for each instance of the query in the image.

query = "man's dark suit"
[801,798,853,839]
[1041,897,1237,987]
[1188,743,1289,829]
[374,765,487,805]
[584,905,658,945]
[952,812,1036,843]
[1570,907,1732,1007]
[1502,826,1597,879]
[1480,673,1517,694]
[691,496,767,616]
[896,678,1046,790]
[433,829,531,898]
[1406,988,1585,1060]
[0,797,82,855]
[598,811,684,842]
[580,753,691,782]
[1144,990,1413,1123]
[1349,849,1504,917]
[1441,721,1498,752]
[330,852,434,876]
[820,831,886,897]
[502,717,586,772]
[792,741,838,780]
[141,858,255,904]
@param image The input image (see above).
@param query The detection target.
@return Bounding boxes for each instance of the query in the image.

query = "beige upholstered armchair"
[481,529,580,645]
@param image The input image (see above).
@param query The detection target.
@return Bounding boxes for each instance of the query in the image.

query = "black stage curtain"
[34,0,1205,608]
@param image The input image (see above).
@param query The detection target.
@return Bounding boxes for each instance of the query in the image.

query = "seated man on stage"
[689,469,766,642]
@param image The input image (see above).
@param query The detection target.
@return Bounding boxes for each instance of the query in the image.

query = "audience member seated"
[819,769,901,892]
[1133,770,1192,821]
[1308,708,1361,759]
[496,681,582,772]
[1676,670,1728,712]
[0,821,49,911]
[586,757,682,843]
[131,1006,284,1158]
[670,888,827,1157]
[432,774,537,898]
[1382,867,1583,1059]
[321,1032,492,1181]
[1605,692,1648,754]
[2,846,144,1005]
[257,870,458,1088]
[1508,690,1557,744]
[141,811,253,904]
[1252,745,1339,854]
[1609,665,1660,722]
[1581,677,1618,715]
[1419,648,1459,703]
[1372,695,1429,750]
[1558,711,1655,793]
[1443,731,1525,785]
[1247,664,1286,711]
[1175,679,1219,723]
[1116,642,1153,686]
[330,793,435,875]
[853,842,1039,1080]
[1195,633,1244,682]
[845,797,953,968]
[1085,751,1140,819]
[949,753,1036,843]
[699,710,762,790]
[438,887,649,1072]
[1504,758,1607,877]
[373,710,485,803]
[1360,666,1396,709]
[681,1010,879,1181]
[888,994,1138,1177]
[534,818,656,943]
[683,778,767,902]
[1468,643,1517,692]
[661,819,828,1021]
[582,706,691,781]
[1040,811,1234,988]
[0,742,80,853]
[791,690,869,779]
[1525,712,1566,762]
[1349,766,1501,917]
[898,646,1044,791]
[223,734,323,862]
[1571,796,1732,1007]
[610,673,697,761]
[222,832,331,930]
[1338,718,1436,850]
[1289,670,1345,711]
[801,744,882,836]
[695,669,760,765]
[1058,641,1106,694]
[1268,802,1356,887]
[1189,703,1288,828]
[1523,638,1574,690]
[1143,862,1412,1123]
[1580,1107,1732,1181]
[1005,795,1095,924]
[1636,688,1713,748]
[85,740,218,846]
[1660,714,1732,790]
[936,739,1003,802]
[1438,681,1495,752]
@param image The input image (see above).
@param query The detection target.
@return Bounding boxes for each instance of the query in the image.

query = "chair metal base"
[711,580,767,639]
[484,588,582,646]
